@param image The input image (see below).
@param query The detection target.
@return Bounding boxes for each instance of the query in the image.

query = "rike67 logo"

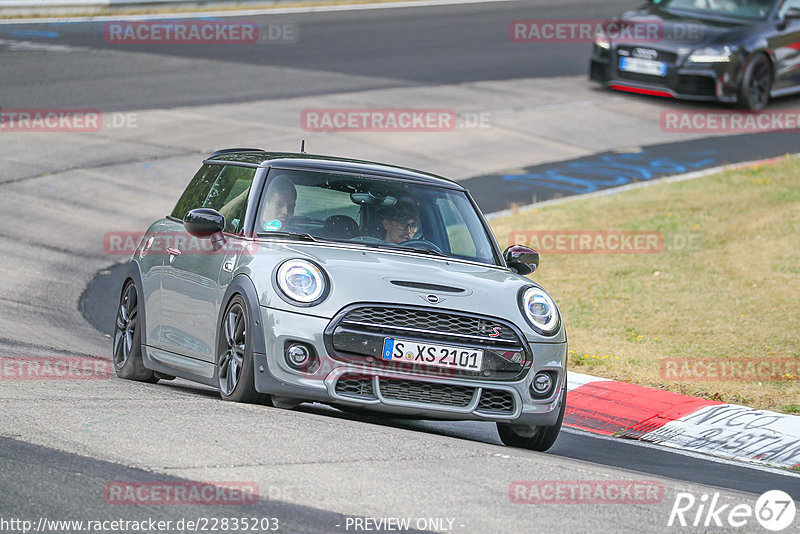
[669,490,796,531]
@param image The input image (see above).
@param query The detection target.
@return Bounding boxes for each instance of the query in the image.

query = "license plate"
[382,338,483,372]
[619,57,667,77]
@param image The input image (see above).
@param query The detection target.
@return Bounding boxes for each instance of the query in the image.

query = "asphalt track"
[2,0,800,531]
[467,132,800,209]
[0,0,634,110]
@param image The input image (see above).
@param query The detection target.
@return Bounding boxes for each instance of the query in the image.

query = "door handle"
[167,247,182,256]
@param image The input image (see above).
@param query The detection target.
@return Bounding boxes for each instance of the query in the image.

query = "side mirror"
[504,245,539,275]
[184,208,226,249]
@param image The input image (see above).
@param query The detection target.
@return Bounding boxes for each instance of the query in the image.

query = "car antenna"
[300,140,306,154]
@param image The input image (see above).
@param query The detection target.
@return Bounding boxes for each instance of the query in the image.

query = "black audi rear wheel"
[497,386,566,452]
[112,280,157,382]
[737,54,771,111]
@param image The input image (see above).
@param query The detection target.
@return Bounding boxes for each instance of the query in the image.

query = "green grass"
[489,156,800,413]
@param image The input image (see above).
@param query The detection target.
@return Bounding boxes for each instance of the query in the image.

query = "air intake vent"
[390,281,465,293]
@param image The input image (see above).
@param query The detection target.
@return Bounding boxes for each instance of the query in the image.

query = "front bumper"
[253,306,567,426]
[589,44,740,103]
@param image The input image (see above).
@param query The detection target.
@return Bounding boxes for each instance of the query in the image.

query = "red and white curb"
[566,372,800,470]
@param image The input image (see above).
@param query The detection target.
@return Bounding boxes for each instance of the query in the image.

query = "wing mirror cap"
[503,245,539,275]
[184,208,227,249]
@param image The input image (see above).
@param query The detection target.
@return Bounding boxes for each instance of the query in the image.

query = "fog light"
[287,344,309,366]
[284,342,318,372]
[531,371,555,398]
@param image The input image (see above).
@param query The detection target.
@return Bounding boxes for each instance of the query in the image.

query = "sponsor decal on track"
[566,373,800,468]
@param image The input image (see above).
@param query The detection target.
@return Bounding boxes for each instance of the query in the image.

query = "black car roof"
[204,149,464,190]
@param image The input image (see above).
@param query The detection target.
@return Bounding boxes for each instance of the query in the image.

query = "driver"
[260,176,297,231]
[382,201,419,244]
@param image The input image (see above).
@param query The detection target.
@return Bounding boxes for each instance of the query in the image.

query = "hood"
[243,240,563,343]
[609,5,759,53]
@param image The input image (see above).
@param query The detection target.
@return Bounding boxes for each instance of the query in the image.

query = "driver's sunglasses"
[393,218,418,232]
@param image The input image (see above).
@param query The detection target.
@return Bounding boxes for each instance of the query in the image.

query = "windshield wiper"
[374,243,450,259]
[256,231,317,242]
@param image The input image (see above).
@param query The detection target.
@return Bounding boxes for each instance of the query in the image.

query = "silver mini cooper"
[113,149,567,451]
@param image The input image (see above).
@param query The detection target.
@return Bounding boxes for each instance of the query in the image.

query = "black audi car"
[590,0,800,109]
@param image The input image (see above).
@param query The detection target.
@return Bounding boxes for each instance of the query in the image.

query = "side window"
[170,164,223,220]
[436,197,477,258]
[205,166,257,234]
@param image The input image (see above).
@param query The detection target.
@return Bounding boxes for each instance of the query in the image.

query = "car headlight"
[276,259,327,305]
[520,286,560,335]
[688,45,733,63]
[595,28,610,49]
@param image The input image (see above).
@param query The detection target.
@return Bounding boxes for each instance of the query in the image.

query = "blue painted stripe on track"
[7,30,60,38]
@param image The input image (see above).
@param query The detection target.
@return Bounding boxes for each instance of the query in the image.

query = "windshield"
[655,0,777,20]
[255,168,498,265]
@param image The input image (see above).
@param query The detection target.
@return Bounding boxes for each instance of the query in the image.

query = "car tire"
[737,53,772,111]
[496,386,566,452]
[217,295,269,404]
[112,280,157,382]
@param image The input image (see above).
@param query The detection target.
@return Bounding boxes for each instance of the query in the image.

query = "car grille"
[379,378,475,407]
[339,306,520,345]
[476,389,515,414]
[617,71,669,85]
[334,374,376,400]
[616,46,675,85]
[617,46,676,63]
[332,374,516,415]
[325,304,530,382]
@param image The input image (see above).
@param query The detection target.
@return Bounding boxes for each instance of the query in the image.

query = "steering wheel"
[398,239,444,253]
